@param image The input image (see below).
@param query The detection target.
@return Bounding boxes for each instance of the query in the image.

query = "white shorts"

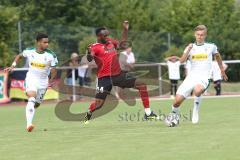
[25,76,48,104]
[176,75,210,98]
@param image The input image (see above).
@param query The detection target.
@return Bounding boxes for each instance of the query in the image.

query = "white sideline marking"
[134,94,240,101]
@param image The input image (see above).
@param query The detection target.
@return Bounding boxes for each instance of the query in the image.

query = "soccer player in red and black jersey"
[84,21,158,122]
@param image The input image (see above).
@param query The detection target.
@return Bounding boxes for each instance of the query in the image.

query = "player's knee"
[173,101,181,107]
[95,99,105,109]
[134,80,145,89]
[194,87,204,96]
[173,95,184,107]
[174,99,181,106]
[26,91,37,98]
[194,92,202,97]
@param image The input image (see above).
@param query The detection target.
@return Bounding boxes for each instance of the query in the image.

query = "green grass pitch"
[0,97,239,160]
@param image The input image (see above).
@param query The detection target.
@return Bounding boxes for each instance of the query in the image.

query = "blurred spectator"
[165,55,181,97]
[78,59,88,87]
[212,60,228,95]
[79,55,96,87]
[115,47,136,99]
[119,47,135,72]
[66,52,79,86]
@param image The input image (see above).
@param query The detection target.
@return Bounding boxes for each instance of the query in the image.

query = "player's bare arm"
[4,53,24,72]
[179,43,193,63]
[121,20,129,42]
[215,53,228,81]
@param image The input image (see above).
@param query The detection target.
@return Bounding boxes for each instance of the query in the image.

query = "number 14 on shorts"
[96,86,104,93]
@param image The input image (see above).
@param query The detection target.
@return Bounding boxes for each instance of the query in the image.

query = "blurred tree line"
[0,0,240,80]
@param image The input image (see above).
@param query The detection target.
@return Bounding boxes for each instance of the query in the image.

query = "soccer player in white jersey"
[165,25,228,127]
[4,33,58,132]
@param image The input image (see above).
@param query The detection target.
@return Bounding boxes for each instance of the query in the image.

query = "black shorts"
[95,72,136,100]
[213,80,221,85]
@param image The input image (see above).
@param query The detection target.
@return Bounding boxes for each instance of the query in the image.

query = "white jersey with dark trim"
[22,48,58,80]
[184,42,218,78]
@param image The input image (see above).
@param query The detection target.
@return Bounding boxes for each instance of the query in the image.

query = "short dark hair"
[95,27,107,36]
[36,32,48,41]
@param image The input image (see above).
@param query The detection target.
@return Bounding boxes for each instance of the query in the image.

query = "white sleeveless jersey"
[184,42,218,78]
[22,48,58,80]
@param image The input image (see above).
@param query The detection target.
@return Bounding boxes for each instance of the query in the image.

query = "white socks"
[26,97,36,127]
[145,108,151,116]
[192,96,202,124]
[172,105,179,114]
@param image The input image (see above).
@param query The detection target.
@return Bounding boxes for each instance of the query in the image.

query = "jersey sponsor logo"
[192,53,208,60]
[30,62,46,68]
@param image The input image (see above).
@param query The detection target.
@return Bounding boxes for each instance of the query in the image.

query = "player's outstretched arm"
[4,54,23,73]
[215,53,228,81]
[121,20,129,42]
[179,43,193,63]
